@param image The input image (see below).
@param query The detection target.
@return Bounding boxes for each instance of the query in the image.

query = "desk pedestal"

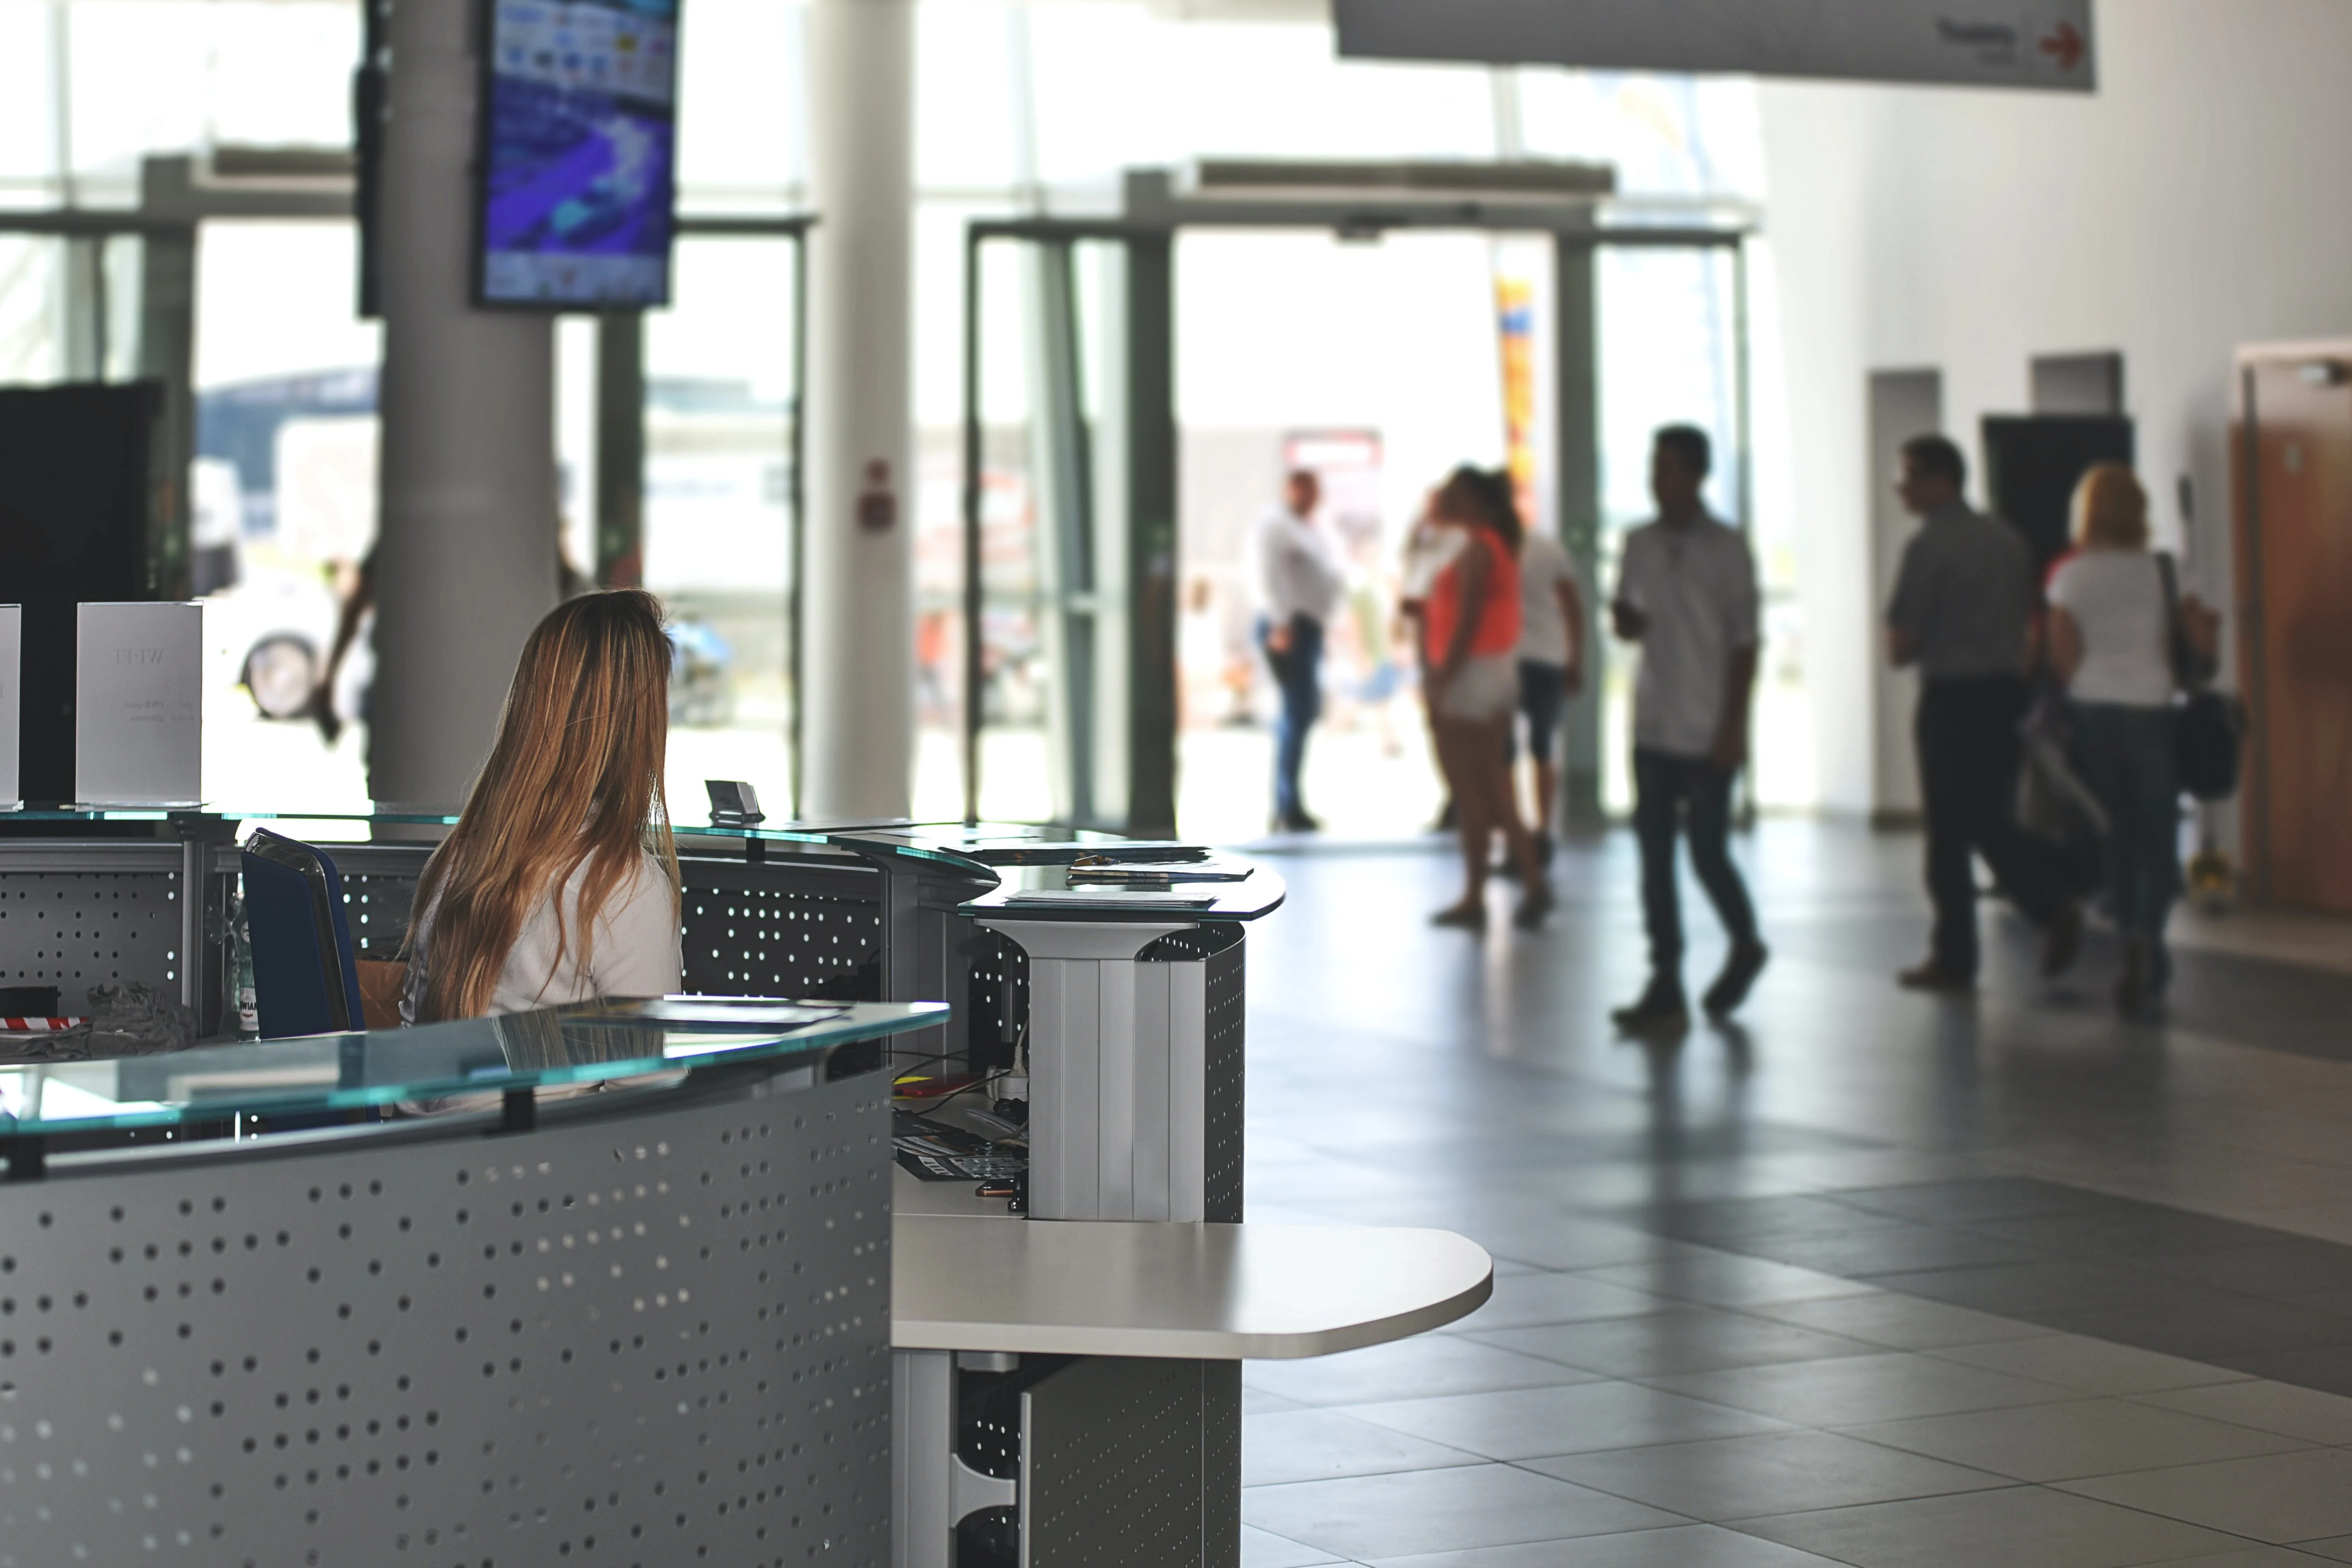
[977,918,1246,1223]
[893,1348,1239,1568]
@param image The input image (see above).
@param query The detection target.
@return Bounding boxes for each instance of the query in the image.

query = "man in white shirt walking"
[1254,470,1343,833]
[1608,426,1768,1031]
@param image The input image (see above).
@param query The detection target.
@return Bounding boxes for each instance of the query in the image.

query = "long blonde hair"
[407,589,680,1022]
[2071,462,2150,550]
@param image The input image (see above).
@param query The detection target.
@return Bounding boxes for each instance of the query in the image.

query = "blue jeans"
[2071,703,2180,982]
[1258,613,1323,823]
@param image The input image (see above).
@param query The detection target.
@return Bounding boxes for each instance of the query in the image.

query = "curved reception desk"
[0,998,944,1568]
[0,811,1489,1568]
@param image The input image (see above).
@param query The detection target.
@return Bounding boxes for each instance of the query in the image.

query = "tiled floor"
[1237,822,2352,1566]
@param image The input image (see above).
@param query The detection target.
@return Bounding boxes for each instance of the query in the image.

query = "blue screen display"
[477,0,680,307]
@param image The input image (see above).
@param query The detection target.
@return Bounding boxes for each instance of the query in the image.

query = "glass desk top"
[0,998,946,1139]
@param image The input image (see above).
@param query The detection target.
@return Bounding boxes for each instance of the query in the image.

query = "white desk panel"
[893,1214,1493,1359]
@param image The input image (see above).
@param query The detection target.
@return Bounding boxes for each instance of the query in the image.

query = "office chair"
[241,828,367,1039]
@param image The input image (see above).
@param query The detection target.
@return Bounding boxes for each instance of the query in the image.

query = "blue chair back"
[241,829,367,1038]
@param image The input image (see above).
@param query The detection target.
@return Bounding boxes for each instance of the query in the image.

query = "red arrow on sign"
[2040,20,2085,71]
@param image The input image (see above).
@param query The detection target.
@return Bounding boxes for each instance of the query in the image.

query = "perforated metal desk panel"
[0,998,944,1568]
[0,810,1028,1060]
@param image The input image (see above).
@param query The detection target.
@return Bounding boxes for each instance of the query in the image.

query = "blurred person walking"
[1425,467,1550,930]
[1886,434,2082,992]
[1513,522,1586,867]
[2046,463,2219,1013]
[1253,470,1343,833]
[1609,426,1767,1030]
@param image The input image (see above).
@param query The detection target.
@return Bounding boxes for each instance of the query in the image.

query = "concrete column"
[802,0,915,819]
[367,0,559,807]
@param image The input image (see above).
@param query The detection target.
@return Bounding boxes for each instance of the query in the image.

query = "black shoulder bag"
[2157,552,2245,801]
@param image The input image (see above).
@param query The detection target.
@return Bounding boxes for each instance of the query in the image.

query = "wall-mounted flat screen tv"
[474,0,680,308]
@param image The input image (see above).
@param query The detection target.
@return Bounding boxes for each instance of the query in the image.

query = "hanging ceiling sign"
[1333,0,2096,92]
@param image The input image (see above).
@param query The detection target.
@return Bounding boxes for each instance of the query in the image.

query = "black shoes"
[1513,883,1555,931]
[2040,901,2083,979]
[1273,810,1322,834]
[1611,976,1690,1033]
[1898,959,1975,993]
[1703,941,1769,1017]
[1430,902,1488,932]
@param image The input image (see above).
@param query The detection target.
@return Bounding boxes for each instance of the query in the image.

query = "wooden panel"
[2237,350,2352,911]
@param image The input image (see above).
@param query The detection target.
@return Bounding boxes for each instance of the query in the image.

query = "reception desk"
[0,996,944,1566]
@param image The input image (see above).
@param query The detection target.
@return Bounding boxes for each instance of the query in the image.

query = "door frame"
[960,170,1754,835]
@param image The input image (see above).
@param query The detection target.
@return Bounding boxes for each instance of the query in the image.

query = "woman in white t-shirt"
[2046,465,2219,1013]
[401,589,684,1024]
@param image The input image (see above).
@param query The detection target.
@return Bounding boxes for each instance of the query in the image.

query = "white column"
[367,0,559,807]
[802,0,916,819]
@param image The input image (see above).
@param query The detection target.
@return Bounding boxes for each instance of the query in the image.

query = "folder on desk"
[1003,888,1220,909]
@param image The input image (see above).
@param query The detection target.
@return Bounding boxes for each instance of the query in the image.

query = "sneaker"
[1703,940,1769,1017]
[1897,959,1974,993]
[2040,901,2082,979]
[1611,977,1689,1033]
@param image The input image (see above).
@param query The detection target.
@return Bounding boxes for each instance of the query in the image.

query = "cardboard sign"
[0,606,18,810]
[1334,0,2096,92]
[76,602,203,807]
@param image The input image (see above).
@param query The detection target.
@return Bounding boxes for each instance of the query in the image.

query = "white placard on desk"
[0,606,18,810]
[76,602,203,807]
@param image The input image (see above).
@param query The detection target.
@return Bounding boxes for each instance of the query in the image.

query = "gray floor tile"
[1436,1270,1675,1332]
[1529,1429,2007,1519]
[1647,1350,2079,1427]
[1240,1463,1689,1560]
[1343,1379,1787,1461]
[1366,1522,1855,1567]
[1729,1484,2244,1568]
[1744,1292,2057,1350]
[2059,1449,2352,1543]
[1844,1396,2312,1481]
[2137,1380,2352,1444]
[1823,1179,2121,1226]
[1241,1524,1348,1568]
[1470,1306,1880,1378]
[2151,1550,2352,1568]
[1579,1253,1880,1308]
[1242,1409,1485,1487]
[1926,1334,2255,1395]
[1243,1335,1595,1407]
[2294,1536,2352,1564]
[1757,1226,2052,1277]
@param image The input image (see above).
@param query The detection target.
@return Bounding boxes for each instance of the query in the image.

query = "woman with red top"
[1426,466,1551,930]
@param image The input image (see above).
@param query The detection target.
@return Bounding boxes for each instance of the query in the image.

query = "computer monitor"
[472,0,681,310]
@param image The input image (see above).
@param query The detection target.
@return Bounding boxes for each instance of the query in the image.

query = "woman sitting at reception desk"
[401,589,684,1022]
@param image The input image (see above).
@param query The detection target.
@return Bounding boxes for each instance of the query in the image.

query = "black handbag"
[2157,554,2245,801]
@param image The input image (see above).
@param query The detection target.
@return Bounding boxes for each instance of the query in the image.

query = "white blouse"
[402,850,683,1024]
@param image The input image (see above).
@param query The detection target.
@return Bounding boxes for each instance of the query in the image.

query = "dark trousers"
[1916,675,2064,978]
[1634,747,1758,979]
[2072,703,2181,981]
[1258,613,1323,824]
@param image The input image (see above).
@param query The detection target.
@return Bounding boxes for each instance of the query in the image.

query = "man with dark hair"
[1253,469,1342,833]
[1887,433,2081,991]
[1608,425,1768,1031]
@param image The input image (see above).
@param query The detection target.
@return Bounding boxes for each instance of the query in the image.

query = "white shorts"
[1437,654,1519,721]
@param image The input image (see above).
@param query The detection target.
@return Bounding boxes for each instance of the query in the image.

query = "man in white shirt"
[1513,526,1586,862]
[1253,470,1343,832]
[1608,426,1767,1030]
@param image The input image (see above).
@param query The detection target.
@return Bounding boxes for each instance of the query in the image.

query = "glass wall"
[3,0,1804,825]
